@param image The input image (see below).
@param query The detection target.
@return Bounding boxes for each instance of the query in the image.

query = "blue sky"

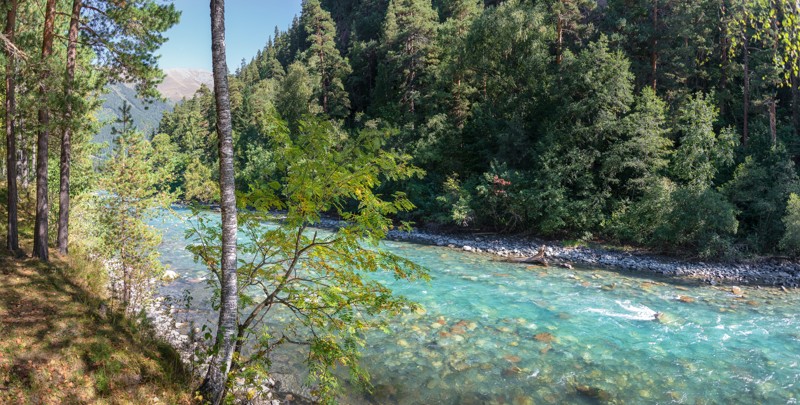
[157,0,302,71]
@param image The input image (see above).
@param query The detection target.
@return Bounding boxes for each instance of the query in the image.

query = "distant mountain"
[158,68,213,103]
[94,68,212,149]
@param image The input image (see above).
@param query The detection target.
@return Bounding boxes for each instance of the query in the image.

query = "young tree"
[189,117,427,403]
[98,104,172,314]
[198,0,239,403]
[671,93,738,188]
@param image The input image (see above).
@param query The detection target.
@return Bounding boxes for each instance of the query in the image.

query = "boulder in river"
[575,384,612,402]
[161,270,180,282]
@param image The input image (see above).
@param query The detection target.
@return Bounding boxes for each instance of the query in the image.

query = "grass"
[0,245,194,404]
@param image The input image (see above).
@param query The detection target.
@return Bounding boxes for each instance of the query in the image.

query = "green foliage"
[671,93,738,188]
[94,105,174,313]
[780,193,800,256]
[434,175,475,227]
[187,117,427,402]
[531,36,635,235]
[473,162,534,231]
[723,148,800,253]
[301,0,353,118]
[611,180,739,258]
[183,157,219,204]
[668,188,739,258]
[603,87,673,198]
[85,0,181,100]
[276,62,319,129]
[154,0,800,260]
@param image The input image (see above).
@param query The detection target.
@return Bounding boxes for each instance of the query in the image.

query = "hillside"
[159,68,213,103]
[94,68,212,149]
[0,250,193,404]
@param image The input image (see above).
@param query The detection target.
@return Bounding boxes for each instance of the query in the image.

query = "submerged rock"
[534,332,556,343]
[678,295,695,303]
[501,366,523,377]
[575,384,612,402]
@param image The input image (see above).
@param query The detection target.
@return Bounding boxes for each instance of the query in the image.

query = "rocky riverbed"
[382,227,800,287]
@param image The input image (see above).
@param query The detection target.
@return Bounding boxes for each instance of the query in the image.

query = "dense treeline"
[160,0,800,258]
[0,0,179,261]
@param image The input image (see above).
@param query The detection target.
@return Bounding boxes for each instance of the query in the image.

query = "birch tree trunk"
[198,0,239,403]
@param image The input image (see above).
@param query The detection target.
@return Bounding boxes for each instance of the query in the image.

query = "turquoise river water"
[154,210,800,404]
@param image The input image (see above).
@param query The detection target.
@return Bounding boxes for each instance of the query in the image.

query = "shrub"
[780,193,800,256]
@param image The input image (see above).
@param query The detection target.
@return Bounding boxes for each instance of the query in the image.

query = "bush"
[434,175,475,227]
[473,162,534,231]
[609,179,739,258]
[780,193,800,256]
[653,187,739,258]
[608,177,675,245]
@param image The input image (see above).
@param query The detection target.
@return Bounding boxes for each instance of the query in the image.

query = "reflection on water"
[155,210,800,404]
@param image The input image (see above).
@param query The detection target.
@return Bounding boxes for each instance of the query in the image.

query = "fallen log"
[507,246,549,266]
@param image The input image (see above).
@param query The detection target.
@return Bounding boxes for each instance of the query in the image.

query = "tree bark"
[57,0,82,256]
[556,14,564,65]
[769,98,777,146]
[650,0,659,91]
[5,0,18,253]
[742,29,750,147]
[33,0,57,262]
[793,72,799,137]
[198,0,239,403]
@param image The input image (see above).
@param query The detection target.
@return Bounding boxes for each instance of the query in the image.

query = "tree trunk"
[198,0,239,403]
[57,0,82,256]
[769,98,777,146]
[33,0,57,262]
[5,0,18,253]
[650,0,659,91]
[719,0,729,117]
[742,32,750,148]
[793,72,799,137]
[556,14,564,65]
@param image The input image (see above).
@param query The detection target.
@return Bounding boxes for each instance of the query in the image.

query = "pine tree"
[376,0,440,123]
[301,0,352,118]
[4,0,19,254]
[32,0,57,262]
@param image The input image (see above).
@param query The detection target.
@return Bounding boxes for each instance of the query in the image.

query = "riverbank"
[217,206,800,287]
[383,227,800,287]
[0,248,193,404]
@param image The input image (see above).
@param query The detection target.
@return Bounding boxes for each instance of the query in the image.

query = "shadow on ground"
[0,249,193,404]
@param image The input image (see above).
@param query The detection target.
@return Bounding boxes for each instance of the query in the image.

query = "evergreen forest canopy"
[159,0,800,258]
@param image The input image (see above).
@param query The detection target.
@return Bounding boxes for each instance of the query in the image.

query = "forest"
[150,0,800,259]
[3,0,800,404]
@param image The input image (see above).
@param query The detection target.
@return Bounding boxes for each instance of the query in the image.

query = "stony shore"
[103,258,313,405]
[382,227,800,288]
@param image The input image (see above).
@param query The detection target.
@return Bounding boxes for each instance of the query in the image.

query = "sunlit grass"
[0,243,193,404]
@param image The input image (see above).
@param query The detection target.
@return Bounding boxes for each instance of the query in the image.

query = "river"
[154,209,800,404]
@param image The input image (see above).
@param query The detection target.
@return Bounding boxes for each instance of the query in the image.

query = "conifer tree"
[4,0,19,253]
[376,0,440,123]
[301,0,352,118]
